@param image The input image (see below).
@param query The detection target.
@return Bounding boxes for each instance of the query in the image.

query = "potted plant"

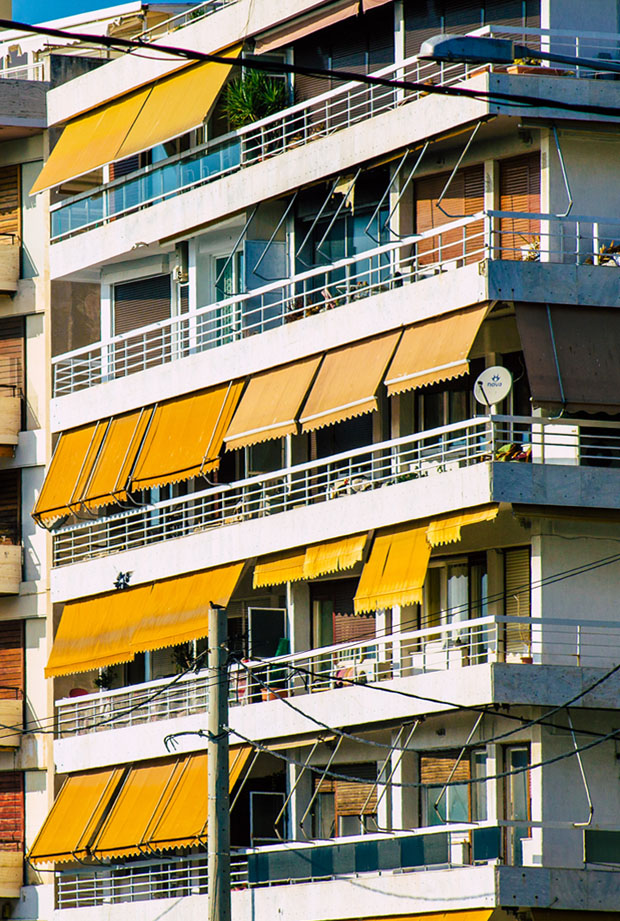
[222,71,288,129]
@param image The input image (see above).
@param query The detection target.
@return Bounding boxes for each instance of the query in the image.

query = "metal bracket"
[436,121,483,219]
[251,192,298,280]
[552,124,573,218]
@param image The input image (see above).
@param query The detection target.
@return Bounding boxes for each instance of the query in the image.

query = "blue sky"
[13,0,186,24]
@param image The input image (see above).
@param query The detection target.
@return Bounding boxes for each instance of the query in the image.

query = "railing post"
[593,221,600,265]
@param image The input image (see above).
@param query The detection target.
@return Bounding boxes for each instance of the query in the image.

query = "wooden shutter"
[0,471,20,547]
[499,152,540,261]
[504,546,531,655]
[0,317,24,396]
[0,166,20,244]
[114,274,171,335]
[415,164,484,265]
[420,751,471,784]
[0,621,23,701]
[0,772,23,850]
[333,611,375,644]
[315,762,377,814]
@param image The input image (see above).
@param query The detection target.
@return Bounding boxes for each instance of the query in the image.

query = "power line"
[3,17,620,122]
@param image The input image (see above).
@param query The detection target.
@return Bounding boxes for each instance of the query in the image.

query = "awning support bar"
[433,711,485,823]
[552,124,573,218]
[567,709,593,828]
[299,737,343,837]
[273,740,319,839]
[383,142,429,239]
[295,175,342,262]
[436,121,482,219]
[316,168,362,260]
[364,149,410,243]
[360,720,420,821]
[214,204,259,291]
[251,192,298,279]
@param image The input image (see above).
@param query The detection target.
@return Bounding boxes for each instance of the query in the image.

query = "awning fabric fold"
[46,563,243,676]
[29,748,253,864]
[254,534,367,587]
[254,0,361,54]
[515,303,620,414]
[300,331,400,432]
[116,49,240,161]
[253,549,307,588]
[130,563,244,653]
[31,47,240,194]
[33,422,107,524]
[384,305,488,396]
[28,767,126,864]
[128,382,244,491]
[224,356,321,451]
[426,506,499,547]
[80,408,153,509]
[354,523,431,614]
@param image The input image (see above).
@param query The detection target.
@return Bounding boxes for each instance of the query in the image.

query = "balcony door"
[112,273,172,376]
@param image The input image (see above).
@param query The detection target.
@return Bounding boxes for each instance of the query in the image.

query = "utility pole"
[207,602,230,921]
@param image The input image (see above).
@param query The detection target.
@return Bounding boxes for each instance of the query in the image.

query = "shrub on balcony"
[222,71,288,129]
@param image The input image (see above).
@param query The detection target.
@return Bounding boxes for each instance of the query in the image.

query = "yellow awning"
[224,356,321,452]
[299,332,400,432]
[426,505,499,547]
[32,422,107,525]
[303,534,367,579]
[91,747,252,858]
[354,523,431,614]
[28,767,126,864]
[130,382,243,491]
[80,408,154,510]
[384,305,489,396]
[117,49,241,161]
[45,584,154,677]
[359,913,495,921]
[30,86,151,194]
[253,549,307,588]
[130,563,244,653]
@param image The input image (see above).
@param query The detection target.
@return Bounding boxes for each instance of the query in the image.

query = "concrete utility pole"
[207,603,230,921]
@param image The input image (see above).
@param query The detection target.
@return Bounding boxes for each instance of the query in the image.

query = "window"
[312,763,377,838]
[504,745,530,864]
[420,750,487,826]
[504,547,531,658]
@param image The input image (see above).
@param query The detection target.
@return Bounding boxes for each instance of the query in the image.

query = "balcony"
[128,0,239,42]
[54,612,620,740]
[52,208,620,400]
[0,239,19,294]
[51,414,620,568]
[48,24,618,245]
[0,688,22,746]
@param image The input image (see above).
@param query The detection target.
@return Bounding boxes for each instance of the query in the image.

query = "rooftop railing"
[52,208,620,398]
[48,24,620,243]
[130,0,239,42]
[0,60,44,81]
[55,612,620,739]
[51,413,620,568]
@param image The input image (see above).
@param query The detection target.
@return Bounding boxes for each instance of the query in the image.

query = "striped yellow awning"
[80,408,153,510]
[31,47,240,194]
[224,356,321,452]
[29,747,253,864]
[46,564,243,677]
[28,767,126,864]
[426,506,499,547]
[300,332,400,432]
[32,422,107,524]
[384,305,489,396]
[354,523,431,614]
[253,549,307,588]
[91,748,252,858]
[253,535,367,587]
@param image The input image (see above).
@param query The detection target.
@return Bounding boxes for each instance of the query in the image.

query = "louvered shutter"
[499,152,540,261]
[485,0,540,29]
[113,274,172,375]
[0,772,23,851]
[0,621,23,701]
[420,751,471,783]
[294,40,329,102]
[0,317,24,396]
[415,165,484,265]
[504,546,531,655]
[0,471,19,546]
[110,155,140,180]
[315,763,377,815]
[0,166,20,244]
[333,611,375,644]
[444,1,484,32]
[404,0,443,59]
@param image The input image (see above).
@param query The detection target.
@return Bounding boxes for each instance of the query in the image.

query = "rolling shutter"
[114,274,171,336]
[0,621,23,700]
[504,546,531,655]
[0,470,20,545]
[0,773,23,851]
[499,152,540,261]
[420,752,471,784]
[415,165,484,266]
[315,763,377,814]
[333,611,375,644]
[0,166,20,243]
[0,317,24,396]
[404,2,443,59]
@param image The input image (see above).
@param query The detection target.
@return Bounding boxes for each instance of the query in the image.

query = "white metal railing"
[55,613,620,739]
[0,60,44,81]
[51,208,620,397]
[50,414,620,567]
[131,0,239,42]
[48,24,620,242]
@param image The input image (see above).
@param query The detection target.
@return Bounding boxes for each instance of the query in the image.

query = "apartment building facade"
[24,0,620,919]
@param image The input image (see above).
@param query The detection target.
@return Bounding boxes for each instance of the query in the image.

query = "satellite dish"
[474,366,513,407]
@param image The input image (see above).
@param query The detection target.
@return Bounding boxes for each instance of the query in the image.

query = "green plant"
[222,71,288,129]
[94,667,116,691]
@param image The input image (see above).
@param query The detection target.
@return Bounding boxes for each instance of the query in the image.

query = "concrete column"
[388,728,418,831]
[287,756,313,841]
[287,581,310,656]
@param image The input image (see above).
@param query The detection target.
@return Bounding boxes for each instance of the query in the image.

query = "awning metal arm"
[567,710,593,828]
[316,167,362,260]
[360,720,420,821]
[251,192,298,280]
[230,747,261,814]
[546,302,566,416]
[295,175,343,262]
[364,149,410,244]
[433,711,485,824]
[273,740,319,839]
[436,121,482,219]
[214,204,259,290]
[299,736,343,838]
[552,124,573,218]
[382,141,430,239]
